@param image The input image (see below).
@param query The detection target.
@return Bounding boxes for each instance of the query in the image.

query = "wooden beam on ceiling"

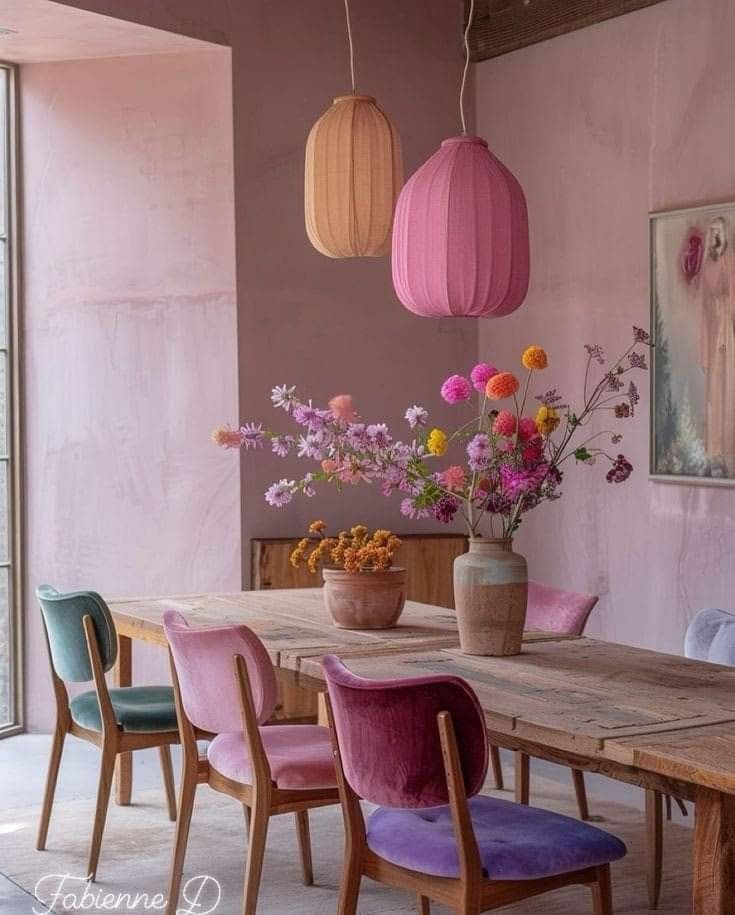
[466,0,672,61]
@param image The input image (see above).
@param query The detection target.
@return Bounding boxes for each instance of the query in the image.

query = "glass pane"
[0,463,8,564]
[0,68,5,237]
[0,240,6,349]
[0,567,9,727]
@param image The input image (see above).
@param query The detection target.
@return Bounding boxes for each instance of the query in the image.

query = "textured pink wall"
[474,0,735,653]
[22,49,239,728]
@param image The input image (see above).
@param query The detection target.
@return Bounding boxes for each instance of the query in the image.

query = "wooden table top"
[109,588,735,795]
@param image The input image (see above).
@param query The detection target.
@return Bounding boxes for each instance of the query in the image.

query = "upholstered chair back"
[685,608,735,665]
[525,580,599,636]
[37,584,118,683]
[323,654,488,809]
[163,611,278,734]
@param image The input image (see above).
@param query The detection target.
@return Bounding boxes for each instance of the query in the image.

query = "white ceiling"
[0,0,220,64]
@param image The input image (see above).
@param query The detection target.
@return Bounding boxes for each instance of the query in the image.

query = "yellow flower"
[427,428,448,456]
[535,405,560,436]
[522,345,548,371]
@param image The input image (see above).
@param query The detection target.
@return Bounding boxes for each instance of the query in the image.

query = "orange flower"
[522,345,548,370]
[485,372,520,400]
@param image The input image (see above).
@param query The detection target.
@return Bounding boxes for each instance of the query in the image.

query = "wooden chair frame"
[325,696,614,915]
[166,651,339,915]
[37,614,178,881]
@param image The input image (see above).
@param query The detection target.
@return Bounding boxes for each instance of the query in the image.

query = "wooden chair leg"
[243,804,251,835]
[572,768,590,821]
[591,863,613,915]
[337,860,361,915]
[159,745,177,822]
[646,789,663,910]
[165,756,198,915]
[242,802,269,915]
[416,894,430,914]
[674,796,688,817]
[514,751,530,805]
[295,809,313,886]
[87,742,116,882]
[37,725,66,850]
[665,794,672,821]
[489,744,504,790]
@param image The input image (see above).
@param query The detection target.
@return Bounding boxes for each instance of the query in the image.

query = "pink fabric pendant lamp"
[391,135,529,318]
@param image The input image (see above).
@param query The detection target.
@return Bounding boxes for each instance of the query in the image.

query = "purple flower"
[628,381,640,412]
[606,454,633,483]
[265,479,295,507]
[240,423,265,450]
[302,473,316,498]
[366,423,392,447]
[270,385,297,412]
[404,405,428,429]
[628,351,647,370]
[633,326,651,344]
[470,363,498,393]
[585,344,605,364]
[292,403,330,430]
[297,434,326,460]
[535,389,567,409]
[433,495,460,523]
[607,372,624,392]
[611,433,623,444]
[400,497,429,520]
[271,435,295,457]
[500,463,548,497]
[466,433,491,471]
[441,374,472,404]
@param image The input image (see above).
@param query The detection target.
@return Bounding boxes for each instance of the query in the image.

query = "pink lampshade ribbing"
[392,136,530,318]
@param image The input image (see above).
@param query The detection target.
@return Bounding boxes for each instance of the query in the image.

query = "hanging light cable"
[391,0,530,317]
[304,0,403,259]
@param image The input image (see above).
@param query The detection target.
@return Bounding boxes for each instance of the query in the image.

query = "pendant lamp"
[305,0,403,258]
[391,0,529,317]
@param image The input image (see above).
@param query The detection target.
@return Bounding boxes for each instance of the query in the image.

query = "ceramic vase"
[453,538,528,655]
[322,567,407,630]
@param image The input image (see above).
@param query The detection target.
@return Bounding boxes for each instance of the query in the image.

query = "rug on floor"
[0,772,692,914]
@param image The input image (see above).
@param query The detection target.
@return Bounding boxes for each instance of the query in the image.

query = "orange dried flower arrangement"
[290,522,402,574]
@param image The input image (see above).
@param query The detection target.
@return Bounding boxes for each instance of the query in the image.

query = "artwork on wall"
[651,201,735,484]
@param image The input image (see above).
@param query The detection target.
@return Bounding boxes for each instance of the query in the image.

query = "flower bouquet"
[214,327,650,653]
[291,522,406,629]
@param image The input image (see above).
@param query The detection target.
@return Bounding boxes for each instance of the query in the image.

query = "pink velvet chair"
[501,581,598,821]
[163,611,339,915]
[323,655,625,915]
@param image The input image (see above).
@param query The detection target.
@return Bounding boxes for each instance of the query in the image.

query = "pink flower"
[321,459,339,474]
[522,436,545,464]
[440,374,472,404]
[329,394,358,422]
[492,410,517,437]
[518,417,539,442]
[470,362,498,392]
[439,465,466,492]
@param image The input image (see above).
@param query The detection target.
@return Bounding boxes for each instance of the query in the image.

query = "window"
[0,62,21,736]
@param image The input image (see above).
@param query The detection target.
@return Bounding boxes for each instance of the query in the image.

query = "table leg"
[114,634,132,805]
[693,786,735,914]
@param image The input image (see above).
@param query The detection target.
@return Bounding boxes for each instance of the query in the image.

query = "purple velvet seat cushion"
[367,795,626,880]
[207,725,337,790]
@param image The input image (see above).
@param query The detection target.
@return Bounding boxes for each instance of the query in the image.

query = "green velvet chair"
[36,584,180,881]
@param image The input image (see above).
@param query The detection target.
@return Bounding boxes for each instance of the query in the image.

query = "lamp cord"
[344,0,356,93]
[460,0,475,135]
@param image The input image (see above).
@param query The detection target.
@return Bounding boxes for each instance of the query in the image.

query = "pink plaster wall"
[22,49,239,729]
[474,0,735,653]
[23,2,478,729]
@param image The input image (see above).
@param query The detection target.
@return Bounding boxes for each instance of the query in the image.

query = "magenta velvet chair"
[323,655,625,915]
[504,581,598,822]
[163,611,339,915]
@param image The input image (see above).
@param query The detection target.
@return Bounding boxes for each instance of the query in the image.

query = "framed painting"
[650,201,735,485]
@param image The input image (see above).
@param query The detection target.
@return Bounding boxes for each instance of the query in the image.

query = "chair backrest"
[685,608,735,665]
[37,584,117,683]
[163,611,278,734]
[323,654,488,809]
[525,580,599,636]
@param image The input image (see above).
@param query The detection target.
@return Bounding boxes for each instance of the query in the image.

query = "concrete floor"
[0,734,693,913]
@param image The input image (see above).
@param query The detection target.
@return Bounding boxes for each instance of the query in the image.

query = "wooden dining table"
[109,588,735,914]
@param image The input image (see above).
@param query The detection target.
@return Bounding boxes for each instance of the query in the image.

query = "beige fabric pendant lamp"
[304,1,403,258]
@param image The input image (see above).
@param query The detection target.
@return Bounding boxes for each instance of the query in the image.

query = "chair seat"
[207,725,336,790]
[70,686,178,733]
[367,795,626,880]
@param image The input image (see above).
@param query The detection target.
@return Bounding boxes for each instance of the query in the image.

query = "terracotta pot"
[322,567,407,630]
[453,538,528,656]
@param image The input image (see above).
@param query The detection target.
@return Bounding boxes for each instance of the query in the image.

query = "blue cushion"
[685,608,735,665]
[366,795,626,880]
[70,686,178,733]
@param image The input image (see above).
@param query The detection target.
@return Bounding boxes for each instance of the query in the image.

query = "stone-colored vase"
[453,538,528,656]
[322,567,407,630]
